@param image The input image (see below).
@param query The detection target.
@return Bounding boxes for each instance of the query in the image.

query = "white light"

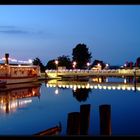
[58,85,62,88]
[66,85,69,88]
[137,87,140,91]
[108,86,111,90]
[86,83,90,89]
[46,84,49,87]
[87,62,90,67]
[122,86,126,90]
[106,78,108,82]
[90,85,93,89]
[77,85,81,89]
[55,60,58,65]
[62,85,65,88]
[103,86,107,89]
[73,85,77,91]
[82,85,85,88]
[117,86,121,90]
[127,87,131,90]
[98,85,102,89]
[28,59,33,63]
[112,86,116,90]
[94,86,98,89]
[55,89,59,94]
[124,79,127,84]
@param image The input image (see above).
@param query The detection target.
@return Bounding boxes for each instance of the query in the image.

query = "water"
[0,77,140,136]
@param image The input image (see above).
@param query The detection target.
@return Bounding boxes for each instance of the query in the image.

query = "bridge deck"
[45,69,140,79]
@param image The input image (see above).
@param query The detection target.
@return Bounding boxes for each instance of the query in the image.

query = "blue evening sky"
[0,5,140,65]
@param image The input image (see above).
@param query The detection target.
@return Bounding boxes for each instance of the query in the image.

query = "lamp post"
[55,60,59,77]
[105,64,109,69]
[133,67,136,91]
[124,64,127,69]
[87,62,90,70]
[55,60,58,70]
[97,63,101,70]
[73,61,77,69]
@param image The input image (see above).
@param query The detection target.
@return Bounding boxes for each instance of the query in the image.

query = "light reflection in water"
[46,76,140,93]
[0,83,41,114]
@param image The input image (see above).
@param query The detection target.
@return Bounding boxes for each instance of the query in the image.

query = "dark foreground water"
[0,77,140,136]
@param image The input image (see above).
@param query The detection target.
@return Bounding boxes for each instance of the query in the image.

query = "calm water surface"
[0,77,140,136]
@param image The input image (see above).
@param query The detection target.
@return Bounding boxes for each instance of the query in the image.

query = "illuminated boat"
[0,53,41,84]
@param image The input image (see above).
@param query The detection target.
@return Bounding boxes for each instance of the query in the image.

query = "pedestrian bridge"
[45,69,140,79]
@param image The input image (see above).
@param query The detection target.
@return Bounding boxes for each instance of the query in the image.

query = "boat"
[0,53,41,84]
[34,122,62,136]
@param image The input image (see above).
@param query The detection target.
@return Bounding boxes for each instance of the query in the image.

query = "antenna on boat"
[5,53,9,65]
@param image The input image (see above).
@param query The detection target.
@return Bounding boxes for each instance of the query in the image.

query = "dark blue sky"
[0,5,140,65]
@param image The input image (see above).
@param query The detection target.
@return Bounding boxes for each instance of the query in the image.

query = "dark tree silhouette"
[136,57,140,67]
[46,59,56,69]
[72,88,91,102]
[46,55,72,70]
[58,55,72,69]
[126,61,133,69]
[72,43,92,69]
[32,57,45,72]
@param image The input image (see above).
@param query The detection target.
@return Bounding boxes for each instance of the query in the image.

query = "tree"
[46,55,72,70]
[72,43,92,69]
[46,59,56,69]
[72,88,91,102]
[32,57,45,72]
[136,57,140,67]
[57,55,72,69]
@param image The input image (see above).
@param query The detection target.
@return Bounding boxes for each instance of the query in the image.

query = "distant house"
[91,64,102,70]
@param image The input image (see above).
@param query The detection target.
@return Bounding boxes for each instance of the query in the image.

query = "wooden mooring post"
[67,112,80,135]
[99,104,111,136]
[80,104,91,135]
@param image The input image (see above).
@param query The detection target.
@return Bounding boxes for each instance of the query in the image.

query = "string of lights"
[0,57,33,64]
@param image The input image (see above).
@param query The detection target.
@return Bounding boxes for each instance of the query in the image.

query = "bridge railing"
[45,69,140,75]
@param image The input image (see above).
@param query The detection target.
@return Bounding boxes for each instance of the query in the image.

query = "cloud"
[0,25,48,37]
[0,30,28,34]
[0,25,16,29]
[0,25,29,35]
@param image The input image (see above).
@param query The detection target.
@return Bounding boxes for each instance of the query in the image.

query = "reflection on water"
[46,76,140,93]
[0,83,41,114]
[72,89,91,102]
[0,77,140,135]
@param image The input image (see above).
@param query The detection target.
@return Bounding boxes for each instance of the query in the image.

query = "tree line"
[32,43,106,72]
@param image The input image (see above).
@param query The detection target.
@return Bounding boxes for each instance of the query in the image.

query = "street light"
[73,61,77,69]
[105,64,109,69]
[124,64,127,69]
[97,63,102,70]
[87,62,90,70]
[55,60,59,70]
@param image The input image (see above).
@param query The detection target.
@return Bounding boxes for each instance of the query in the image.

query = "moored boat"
[0,53,41,84]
